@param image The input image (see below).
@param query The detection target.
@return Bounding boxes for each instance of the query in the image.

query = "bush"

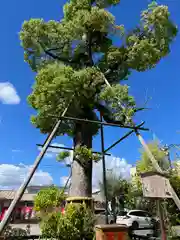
[34,186,65,219]
[41,203,95,240]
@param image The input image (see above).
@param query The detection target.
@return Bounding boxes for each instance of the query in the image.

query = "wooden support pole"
[134,130,163,173]
[0,99,73,234]
[157,200,167,240]
[101,71,163,174]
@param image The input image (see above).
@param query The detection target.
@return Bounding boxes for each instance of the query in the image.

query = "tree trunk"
[69,123,93,198]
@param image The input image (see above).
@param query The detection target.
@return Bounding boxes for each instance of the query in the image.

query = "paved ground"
[10,224,180,238]
[172,226,180,236]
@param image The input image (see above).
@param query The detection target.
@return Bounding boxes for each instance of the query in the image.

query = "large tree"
[20,1,177,199]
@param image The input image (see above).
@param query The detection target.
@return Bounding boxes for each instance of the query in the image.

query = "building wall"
[0,200,36,223]
[0,186,104,224]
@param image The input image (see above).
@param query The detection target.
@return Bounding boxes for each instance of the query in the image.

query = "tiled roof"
[0,191,35,201]
[0,190,104,203]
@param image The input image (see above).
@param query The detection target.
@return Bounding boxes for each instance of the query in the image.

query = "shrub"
[41,203,95,240]
[34,186,66,219]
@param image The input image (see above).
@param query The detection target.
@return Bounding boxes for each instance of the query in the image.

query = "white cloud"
[44,153,54,159]
[39,143,73,164]
[0,164,53,189]
[60,176,70,187]
[92,156,132,191]
[0,82,20,104]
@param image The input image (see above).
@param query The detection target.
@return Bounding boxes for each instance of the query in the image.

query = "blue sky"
[0,0,179,189]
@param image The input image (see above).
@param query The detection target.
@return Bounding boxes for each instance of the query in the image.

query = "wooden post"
[0,98,73,234]
[157,200,167,240]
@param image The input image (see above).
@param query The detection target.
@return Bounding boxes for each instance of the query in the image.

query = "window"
[129,211,151,217]
[129,211,143,217]
[137,211,148,217]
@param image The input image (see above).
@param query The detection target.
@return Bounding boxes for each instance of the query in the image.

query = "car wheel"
[132,221,139,230]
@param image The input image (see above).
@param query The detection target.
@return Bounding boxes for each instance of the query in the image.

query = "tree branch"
[44,49,76,64]
[87,32,94,67]
[38,41,76,64]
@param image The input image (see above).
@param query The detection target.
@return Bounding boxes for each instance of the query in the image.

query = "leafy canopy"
[20,0,177,136]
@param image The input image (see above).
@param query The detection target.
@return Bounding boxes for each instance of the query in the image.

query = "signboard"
[141,172,172,199]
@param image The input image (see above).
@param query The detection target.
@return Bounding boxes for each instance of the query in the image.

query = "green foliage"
[126,1,178,71]
[57,151,71,161]
[20,0,177,136]
[137,141,170,173]
[100,85,135,124]
[166,171,180,225]
[95,0,120,8]
[41,203,95,240]
[57,146,101,164]
[28,64,103,135]
[74,145,101,164]
[34,186,65,216]
[99,173,132,213]
[100,173,130,201]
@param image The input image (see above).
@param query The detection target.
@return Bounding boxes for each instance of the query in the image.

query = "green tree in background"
[137,141,170,173]
[99,173,130,222]
[20,0,177,200]
[167,172,180,225]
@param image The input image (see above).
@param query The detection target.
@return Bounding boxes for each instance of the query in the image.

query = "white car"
[116,210,156,229]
